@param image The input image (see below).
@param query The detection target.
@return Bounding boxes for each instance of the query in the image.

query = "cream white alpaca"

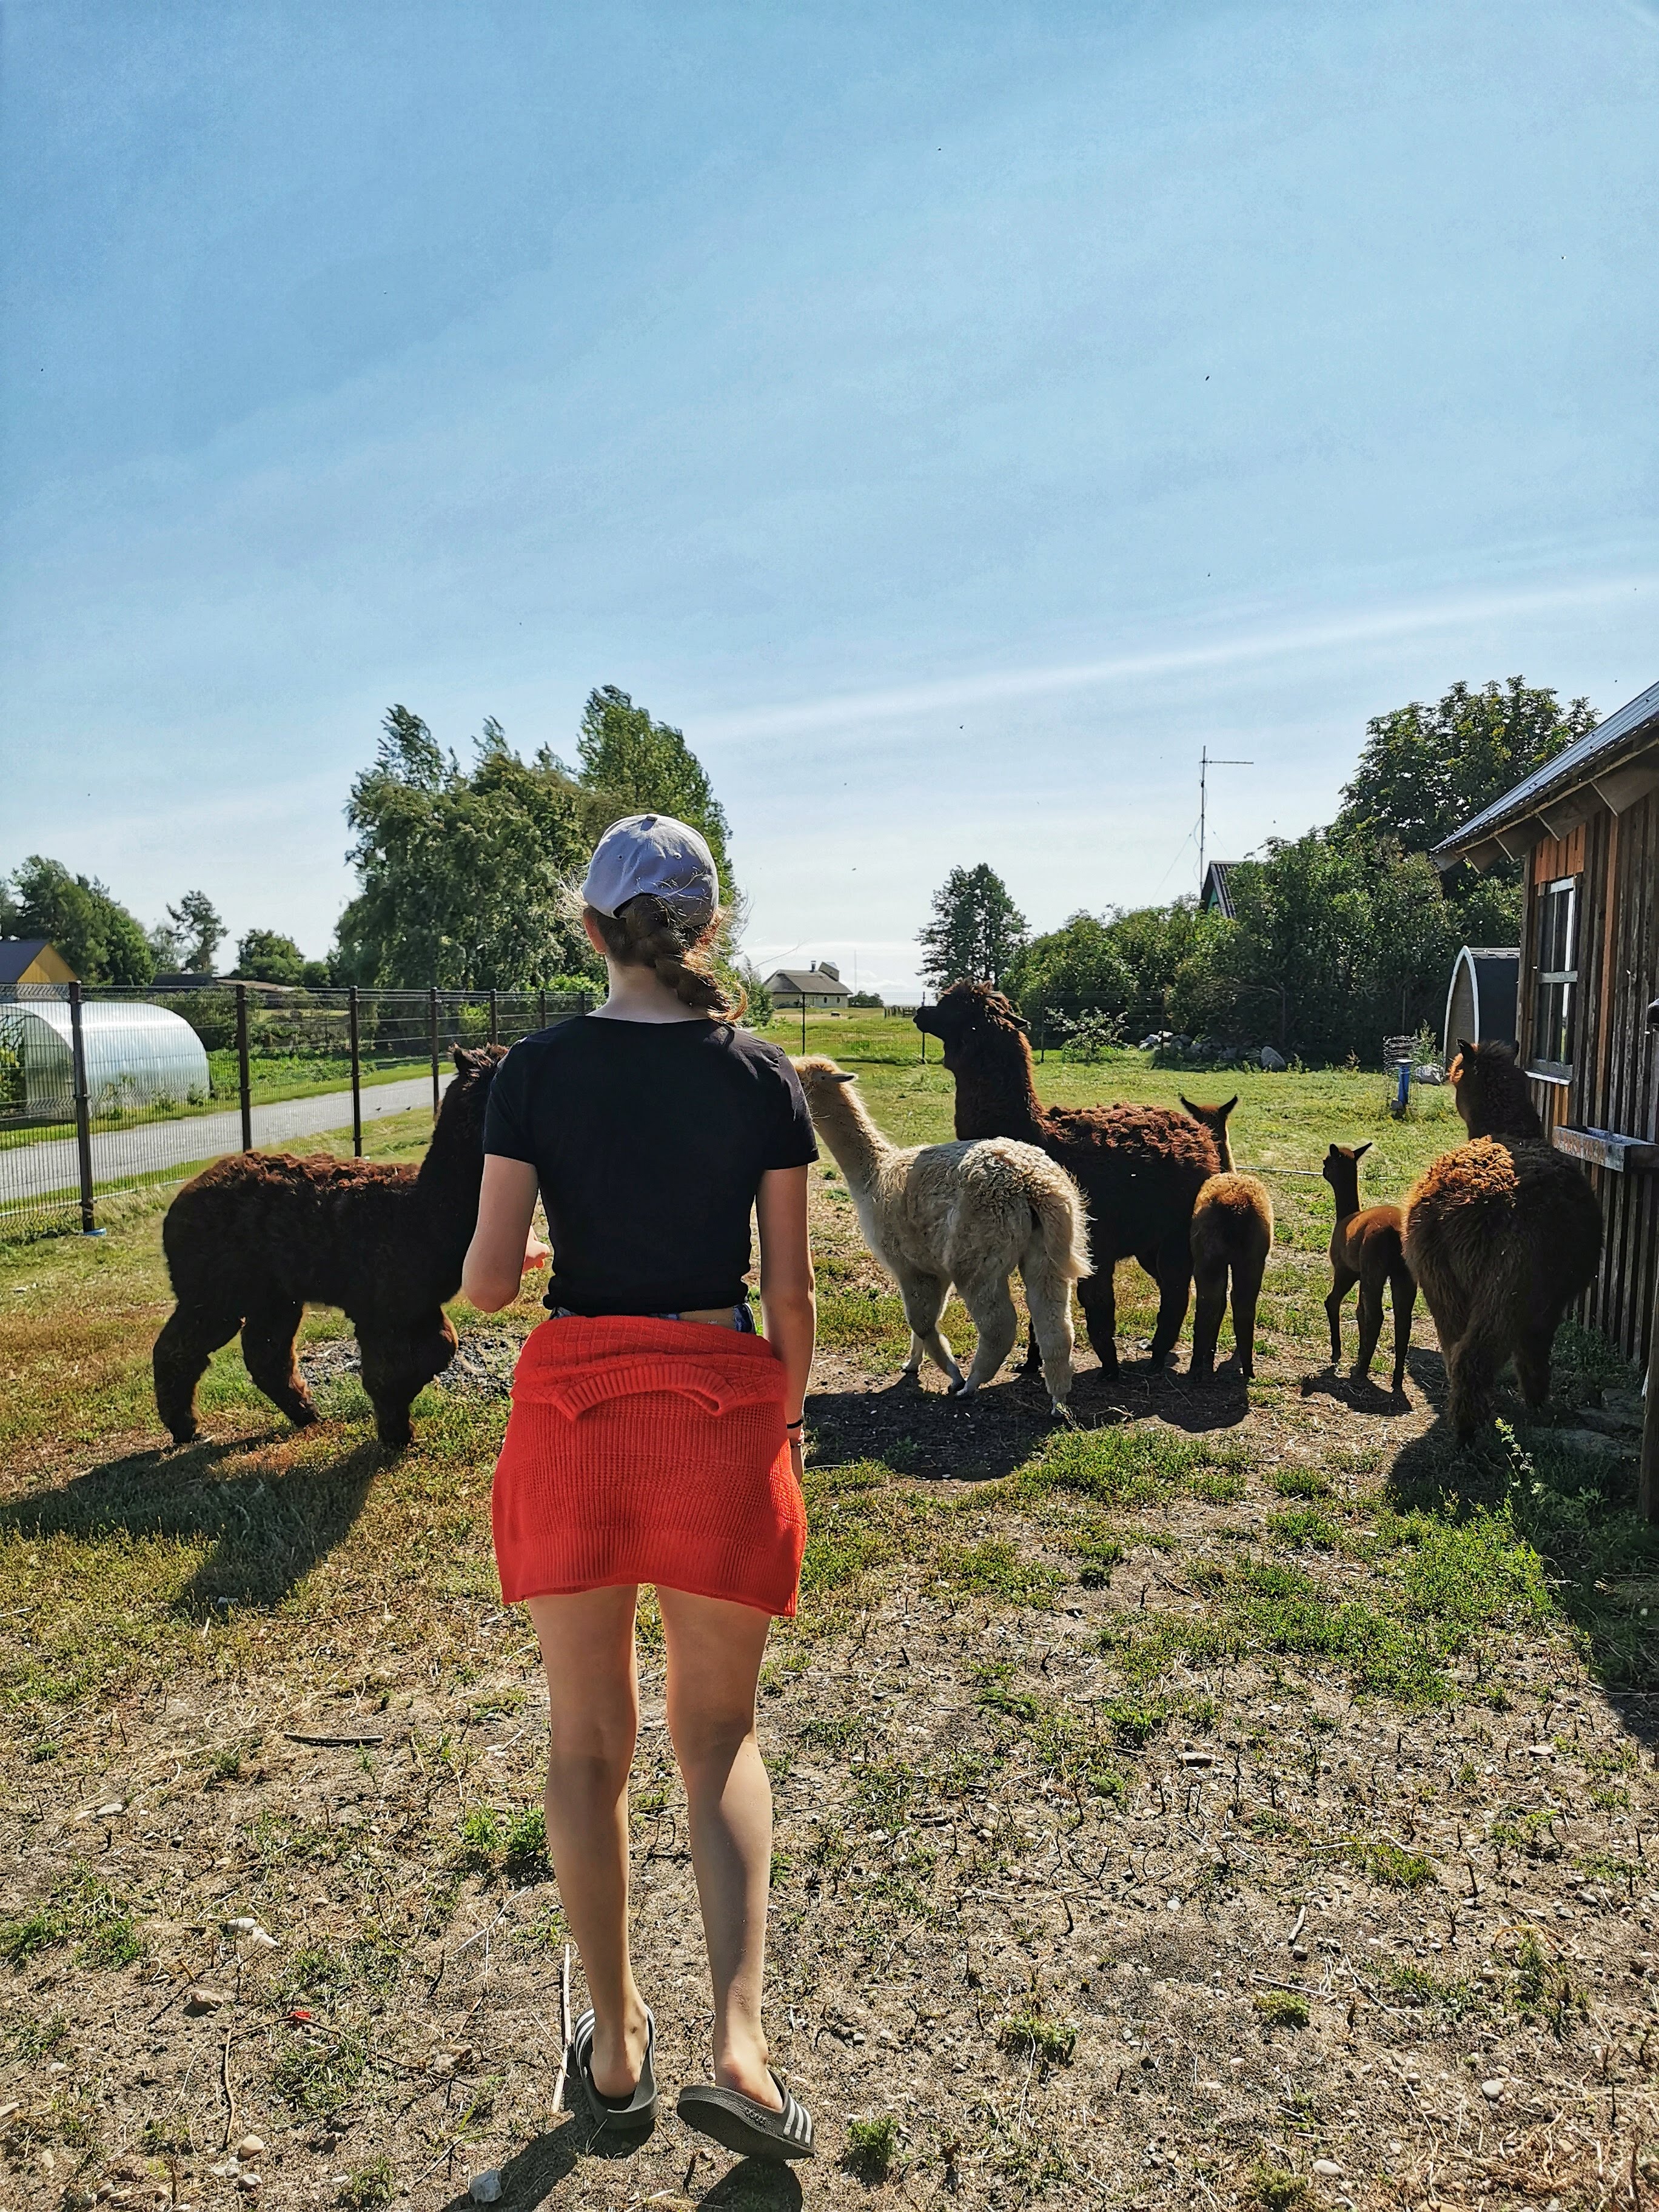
[795,1056,1091,1410]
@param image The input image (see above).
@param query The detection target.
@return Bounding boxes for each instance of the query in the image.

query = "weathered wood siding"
[1521,794,1659,1358]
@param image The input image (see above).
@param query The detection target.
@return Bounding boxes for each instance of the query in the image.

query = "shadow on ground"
[0,1427,382,1610]
[433,2120,803,2211]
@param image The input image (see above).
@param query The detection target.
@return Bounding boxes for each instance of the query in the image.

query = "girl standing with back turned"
[461,814,817,2162]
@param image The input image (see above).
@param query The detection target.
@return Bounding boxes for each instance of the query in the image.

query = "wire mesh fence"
[0,982,591,1240]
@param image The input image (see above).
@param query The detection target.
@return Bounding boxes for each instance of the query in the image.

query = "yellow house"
[0,938,76,987]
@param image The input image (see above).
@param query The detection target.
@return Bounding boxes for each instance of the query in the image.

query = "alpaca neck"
[810,1088,891,1199]
[1327,1169,1359,1228]
[951,1034,1045,1144]
[1461,1085,1544,1142]
[416,1101,488,1247]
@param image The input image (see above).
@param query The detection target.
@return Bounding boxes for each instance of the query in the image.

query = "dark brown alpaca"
[914,985,1219,1378]
[1180,1096,1274,1381]
[1403,1040,1600,1438]
[1321,1142,1415,1393]
[154,1046,505,1449]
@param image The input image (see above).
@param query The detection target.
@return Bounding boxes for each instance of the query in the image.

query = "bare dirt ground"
[5,1087,1659,2212]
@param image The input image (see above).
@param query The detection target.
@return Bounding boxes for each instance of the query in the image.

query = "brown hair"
[587,893,742,1015]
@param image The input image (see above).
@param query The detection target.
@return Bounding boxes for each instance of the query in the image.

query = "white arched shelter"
[1443,946,1520,1059]
[3,999,212,1119]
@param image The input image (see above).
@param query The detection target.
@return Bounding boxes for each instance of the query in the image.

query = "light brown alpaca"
[794,1056,1091,1412]
[1179,1096,1274,1382]
[1402,1040,1601,1438]
[1321,1142,1415,1393]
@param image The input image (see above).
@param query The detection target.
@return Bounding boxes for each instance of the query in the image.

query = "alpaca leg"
[153,1302,241,1445]
[1514,1311,1562,1412]
[953,1270,1019,1398]
[1188,1256,1227,1384]
[895,1273,961,1389]
[1352,1272,1386,1383]
[358,1311,457,1448]
[1021,1253,1078,1411]
[1077,1264,1120,1381]
[239,1299,318,1429]
[1389,1269,1417,1395]
[1231,1253,1264,1382]
[1446,1318,1507,1442]
[1148,1236,1193,1370]
[1325,1267,1357,1368]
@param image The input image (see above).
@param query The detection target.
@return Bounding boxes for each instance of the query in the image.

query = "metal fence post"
[429,986,440,1119]
[236,984,253,1151]
[349,985,363,1157]
[69,980,98,1235]
[489,988,498,1046]
[538,988,548,1032]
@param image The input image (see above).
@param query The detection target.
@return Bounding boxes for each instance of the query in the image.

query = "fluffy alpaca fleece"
[914,984,1218,1378]
[1403,1041,1600,1438]
[1179,1096,1273,1382]
[153,1045,504,1449]
[794,1056,1091,1411]
[1321,1142,1415,1393]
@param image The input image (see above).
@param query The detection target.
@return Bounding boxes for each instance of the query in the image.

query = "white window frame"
[1528,875,1577,1084]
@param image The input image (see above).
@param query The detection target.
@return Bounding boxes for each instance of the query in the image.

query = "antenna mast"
[1199,746,1254,893]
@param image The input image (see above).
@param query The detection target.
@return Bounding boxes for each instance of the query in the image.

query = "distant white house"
[763,961,853,1009]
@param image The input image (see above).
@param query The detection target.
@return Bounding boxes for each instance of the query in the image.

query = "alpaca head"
[1180,1094,1238,1168]
[1321,1141,1370,1211]
[1447,1037,1541,1139]
[792,1054,858,1113]
[913,982,1028,1073]
[423,1044,506,1173]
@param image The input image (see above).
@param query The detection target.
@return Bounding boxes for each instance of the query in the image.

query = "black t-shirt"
[483,1014,819,1315]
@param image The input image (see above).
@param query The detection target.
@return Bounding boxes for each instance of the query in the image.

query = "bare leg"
[659,1589,781,2110]
[525,1587,648,2102]
[238,1299,317,1429]
[153,1301,241,1444]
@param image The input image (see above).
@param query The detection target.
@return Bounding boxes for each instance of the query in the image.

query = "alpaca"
[1402,1039,1601,1438]
[1320,1142,1415,1393]
[153,1046,505,1449]
[794,1056,1091,1411]
[914,985,1218,1378]
[1179,1096,1274,1382]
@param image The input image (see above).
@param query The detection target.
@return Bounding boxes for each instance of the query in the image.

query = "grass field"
[4,1011,1659,2211]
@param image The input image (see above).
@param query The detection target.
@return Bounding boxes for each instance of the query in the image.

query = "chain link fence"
[0,982,590,1239]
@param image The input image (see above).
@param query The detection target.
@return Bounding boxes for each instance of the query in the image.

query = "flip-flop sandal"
[677,2072,815,2162]
[570,2006,659,2131]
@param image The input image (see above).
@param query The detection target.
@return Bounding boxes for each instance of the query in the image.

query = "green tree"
[3,857,153,984]
[333,708,606,988]
[1010,911,1135,1018]
[574,686,732,885]
[163,890,225,974]
[1333,677,1597,856]
[917,864,1028,991]
[235,928,306,983]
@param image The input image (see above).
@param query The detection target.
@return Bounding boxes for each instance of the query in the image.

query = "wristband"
[785,1418,803,1432]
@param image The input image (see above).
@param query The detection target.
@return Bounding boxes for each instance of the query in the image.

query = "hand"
[522,1236,551,1273]
[788,1432,805,1479]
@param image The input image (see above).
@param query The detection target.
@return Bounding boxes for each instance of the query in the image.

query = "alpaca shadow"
[1296,1346,1445,1419]
[0,1428,381,1614]
[1110,1362,1252,1437]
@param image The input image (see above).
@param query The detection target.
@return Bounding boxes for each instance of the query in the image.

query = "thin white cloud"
[700,571,1655,745]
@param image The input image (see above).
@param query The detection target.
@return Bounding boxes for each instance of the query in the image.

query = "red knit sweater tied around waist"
[492,1315,806,1618]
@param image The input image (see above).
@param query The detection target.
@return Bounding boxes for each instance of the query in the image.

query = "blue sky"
[2,0,1656,998]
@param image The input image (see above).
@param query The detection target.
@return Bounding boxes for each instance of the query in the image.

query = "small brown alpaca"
[1402,1040,1601,1438]
[1321,1142,1415,1393]
[1179,1096,1273,1381]
[153,1046,505,1449]
[914,984,1218,1377]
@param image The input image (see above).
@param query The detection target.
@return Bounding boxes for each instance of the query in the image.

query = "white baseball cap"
[580,814,719,919]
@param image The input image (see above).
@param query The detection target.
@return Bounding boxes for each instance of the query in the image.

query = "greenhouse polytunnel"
[2,999,212,1120]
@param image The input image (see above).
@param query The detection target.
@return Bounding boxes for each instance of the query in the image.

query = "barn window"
[1529,876,1577,1081]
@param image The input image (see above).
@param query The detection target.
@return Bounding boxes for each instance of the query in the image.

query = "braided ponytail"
[589,893,742,1016]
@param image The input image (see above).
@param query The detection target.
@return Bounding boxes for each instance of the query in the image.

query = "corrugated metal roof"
[1433,675,1659,857]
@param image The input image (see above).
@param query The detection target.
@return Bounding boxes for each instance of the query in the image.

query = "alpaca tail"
[1026,1168,1093,1282]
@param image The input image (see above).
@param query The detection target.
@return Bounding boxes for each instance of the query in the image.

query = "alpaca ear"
[1354,1141,1372,1159]
[1457,1040,1474,1061]
[829,1070,857,1085]
[1221,1095,1238,1117]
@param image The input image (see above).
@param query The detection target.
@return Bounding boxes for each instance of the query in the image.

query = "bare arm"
[462,1155,549,1313]
[756,1166,815,1469]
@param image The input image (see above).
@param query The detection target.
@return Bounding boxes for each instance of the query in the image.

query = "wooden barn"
[1432,674,1659,1364]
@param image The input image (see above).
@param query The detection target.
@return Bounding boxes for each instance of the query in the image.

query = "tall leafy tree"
[3,857,153,984]
[573,686,732,884]
[235,929,306,983]
[917,864,1028,991]
[164,890,225,974]
[1333,677,1597,856]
